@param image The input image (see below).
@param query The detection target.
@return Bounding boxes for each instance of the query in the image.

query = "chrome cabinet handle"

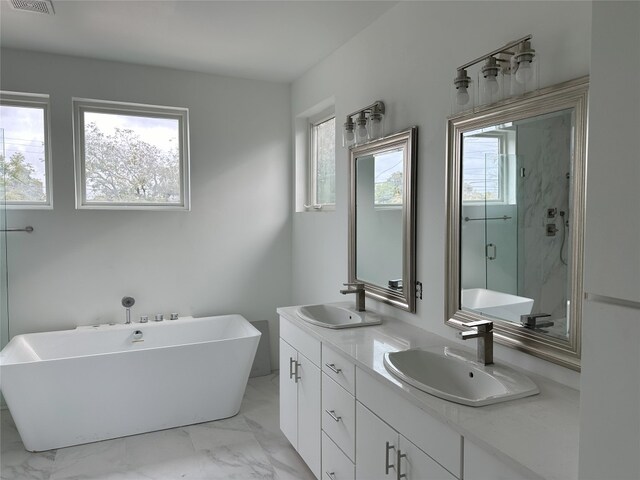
[325,363,342,374]
[325,472,336,480]
[325,409,342,422]
[385,441,396,474]
[289,357,301,382]
[397,450,407,480]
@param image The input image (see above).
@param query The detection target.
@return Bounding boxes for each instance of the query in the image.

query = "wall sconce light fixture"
[452,35,538,112]
[342,100,385,148]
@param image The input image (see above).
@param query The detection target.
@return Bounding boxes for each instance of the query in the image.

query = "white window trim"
[72,98,190,211]
[306,109,335,211]
[462,131,510,205]
[0,91,53,210]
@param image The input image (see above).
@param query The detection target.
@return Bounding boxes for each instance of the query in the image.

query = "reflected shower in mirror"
[460,109,573,340]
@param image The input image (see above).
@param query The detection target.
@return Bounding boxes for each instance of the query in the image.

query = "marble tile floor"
[0,374,316,480]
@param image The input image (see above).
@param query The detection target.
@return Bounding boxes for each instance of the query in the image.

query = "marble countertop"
[277,303,579,480]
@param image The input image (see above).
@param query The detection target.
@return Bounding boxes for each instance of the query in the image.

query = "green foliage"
[375,170,403,205]
[0,151,46,202]
[84,123,180,203]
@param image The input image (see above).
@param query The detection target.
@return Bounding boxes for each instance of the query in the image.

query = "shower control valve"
[139,315,148,323]
[170,313,179,320]
[154,314,164,322]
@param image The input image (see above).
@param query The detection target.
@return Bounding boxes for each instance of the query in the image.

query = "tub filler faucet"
[340,282,366,312]
[122,296,135,324]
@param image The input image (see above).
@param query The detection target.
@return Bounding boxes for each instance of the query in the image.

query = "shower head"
[122,296,135,308]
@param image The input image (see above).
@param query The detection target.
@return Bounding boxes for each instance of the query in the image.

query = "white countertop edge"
[277,304,579,480]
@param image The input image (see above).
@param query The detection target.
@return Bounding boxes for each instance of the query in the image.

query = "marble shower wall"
[516,110,572,325]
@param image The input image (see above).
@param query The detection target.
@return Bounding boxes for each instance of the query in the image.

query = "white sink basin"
[296,304,382,329]
[384,347,539,406]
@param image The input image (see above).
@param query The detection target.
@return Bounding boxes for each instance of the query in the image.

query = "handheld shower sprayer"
[122,296,135,324]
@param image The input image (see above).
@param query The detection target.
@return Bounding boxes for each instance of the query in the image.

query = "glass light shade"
[367,112,385,140]
[510,48,539,96]
[342,120,355,148]
[451,79,474,115]
[355,113,368,145]
[478,67,504,106]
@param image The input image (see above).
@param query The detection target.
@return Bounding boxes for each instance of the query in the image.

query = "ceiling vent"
[9,0,55,15]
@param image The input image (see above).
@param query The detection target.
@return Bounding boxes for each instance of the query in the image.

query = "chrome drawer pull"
[325,363,342,374]
[325,409,342,422]
[325,472,336,480]
[289,357,301,383]
[289,357,295,379]
[397,450,407,480]
[385,441,396,474]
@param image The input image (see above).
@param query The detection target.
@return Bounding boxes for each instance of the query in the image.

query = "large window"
[0,92,52,208]
[73,99,190,210]
[308,114,335,209]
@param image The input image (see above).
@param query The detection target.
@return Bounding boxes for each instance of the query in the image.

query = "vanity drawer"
[280,316,321,366]
[322,344,356,395]
[322,374,356,461]
[322,432,355,480]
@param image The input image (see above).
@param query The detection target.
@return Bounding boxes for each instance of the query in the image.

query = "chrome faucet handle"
[139,315,148,323]
[521,313,553,329]
[466,319,494,332]
[169,313,179,320]
[154,314,164,322]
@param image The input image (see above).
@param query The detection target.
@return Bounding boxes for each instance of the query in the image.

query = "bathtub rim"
[0,313,261,366]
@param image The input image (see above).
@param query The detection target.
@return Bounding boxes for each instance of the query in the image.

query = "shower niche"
[446,77,588,370]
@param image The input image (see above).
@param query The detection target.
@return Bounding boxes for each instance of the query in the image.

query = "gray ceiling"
[0,0,397,82]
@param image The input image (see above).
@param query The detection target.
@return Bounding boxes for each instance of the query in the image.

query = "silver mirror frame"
[349,127,418,312]
[446,77,588,371]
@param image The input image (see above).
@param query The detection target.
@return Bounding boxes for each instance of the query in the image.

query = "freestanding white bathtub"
[0,314,260,452]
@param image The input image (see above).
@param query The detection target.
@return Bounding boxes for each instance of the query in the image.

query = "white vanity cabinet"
[279,318,321,478]
[356,402,456,480]
[463,441,539,480]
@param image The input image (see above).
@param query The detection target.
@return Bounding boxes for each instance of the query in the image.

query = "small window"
[0,92,52,208]
[73,98,190,210]
[308,115,335,209]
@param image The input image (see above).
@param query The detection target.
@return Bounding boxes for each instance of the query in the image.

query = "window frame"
[0,91,53,209]
[72,98,190,211]
[307,110,335,211]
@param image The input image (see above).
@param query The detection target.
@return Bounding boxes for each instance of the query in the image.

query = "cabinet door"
[298,351,321,479]
[279,339,298,448]
[464,440,535,480]
[356,402,399,479]
[398,435,456,480]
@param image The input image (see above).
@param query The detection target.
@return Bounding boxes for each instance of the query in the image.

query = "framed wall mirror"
[446,77,588,370]
[349,127,418,312]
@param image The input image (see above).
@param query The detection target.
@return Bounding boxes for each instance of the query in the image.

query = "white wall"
[1,49,292,368]
[579,2,640,479]
[291,1,590,387]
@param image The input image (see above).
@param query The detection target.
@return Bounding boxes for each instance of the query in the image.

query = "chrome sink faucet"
[340,282,366,312]
[459,320,493,365]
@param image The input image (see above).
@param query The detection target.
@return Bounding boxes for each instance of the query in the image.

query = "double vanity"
[278,303,579,480]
